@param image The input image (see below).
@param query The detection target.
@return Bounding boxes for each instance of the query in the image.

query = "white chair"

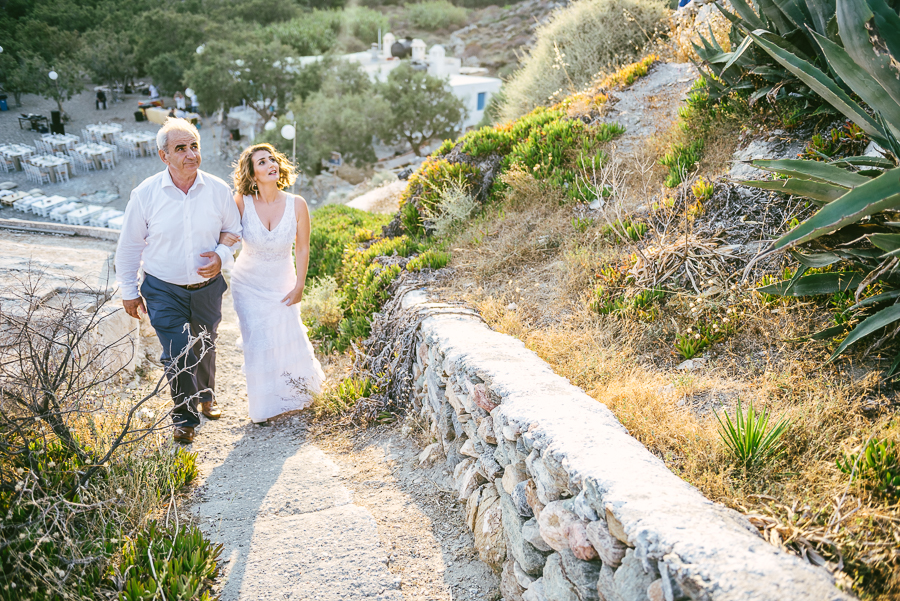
[55,163,70,183]
[72,151,92,173]
[0,155,12,173]
[35,162,52,185]
[100,151,115,170]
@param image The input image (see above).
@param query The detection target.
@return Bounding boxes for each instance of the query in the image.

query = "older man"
[115,118,241,444]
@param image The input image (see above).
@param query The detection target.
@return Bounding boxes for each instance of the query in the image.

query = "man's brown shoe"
[200,400,222,420]
[173,426,194,444]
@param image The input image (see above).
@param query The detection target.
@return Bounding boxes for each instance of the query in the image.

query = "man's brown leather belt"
[178,277,216,291]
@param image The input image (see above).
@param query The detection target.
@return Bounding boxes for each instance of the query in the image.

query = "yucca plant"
[738,0,900,368]
[715,400,790,469]
[692,0,840,105]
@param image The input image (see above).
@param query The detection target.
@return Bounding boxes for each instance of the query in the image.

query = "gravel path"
[184,288,498,600]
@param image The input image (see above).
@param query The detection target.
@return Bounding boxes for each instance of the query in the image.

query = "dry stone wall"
[400,288,853,601]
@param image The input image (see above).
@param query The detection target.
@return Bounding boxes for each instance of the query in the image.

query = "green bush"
[267,7,388,55]
[407,249,452,271]
[313,377,377,417]
[406,0,469,30]
[0,443,203,600]
[659,140,703,188]
[499,0,667,121]
[309,205,392,281]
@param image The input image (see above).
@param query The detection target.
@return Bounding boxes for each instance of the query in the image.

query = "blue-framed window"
[477,92,486,111]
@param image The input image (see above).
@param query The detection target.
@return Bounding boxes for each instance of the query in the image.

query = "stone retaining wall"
[400,288,853,601]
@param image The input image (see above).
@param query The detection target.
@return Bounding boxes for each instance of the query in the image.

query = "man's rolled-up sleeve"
[114,191,148,300]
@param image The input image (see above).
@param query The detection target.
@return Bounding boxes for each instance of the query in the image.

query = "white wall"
[449,75,503,129]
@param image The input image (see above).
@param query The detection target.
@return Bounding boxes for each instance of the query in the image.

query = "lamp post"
[48,69,64,117]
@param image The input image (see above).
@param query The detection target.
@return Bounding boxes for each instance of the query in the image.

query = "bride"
[221,143,325,424]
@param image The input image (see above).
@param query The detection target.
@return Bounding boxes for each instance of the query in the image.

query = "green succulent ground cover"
[1,442,213,600]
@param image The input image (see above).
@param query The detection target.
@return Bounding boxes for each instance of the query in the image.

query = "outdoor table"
[73,143,113,170]
[13,195,46,212]
[30,195,70,217]
[66,204,103,225]
[50,201,82,221]
[90,208,124,228]
[85,123,123,144]
[0,144,35,170]
[42,133,80,152]
[120,132,157,156]
[18,114,48,131]
[30,155,73,182]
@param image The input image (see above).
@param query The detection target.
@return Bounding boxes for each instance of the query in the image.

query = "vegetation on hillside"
[499,0,669,120]
[305,0,900,595]
[0,285,220,600]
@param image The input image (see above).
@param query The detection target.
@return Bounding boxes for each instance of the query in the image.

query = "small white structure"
[411,39,427,61]
[382,33,396,59]
[339,33,502,130]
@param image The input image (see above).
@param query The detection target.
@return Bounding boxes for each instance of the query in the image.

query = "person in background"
[149,83,160,101]
[115,117,241,444]
[189,91,199,114]
[96,89,107,110]
[175,92,186,112]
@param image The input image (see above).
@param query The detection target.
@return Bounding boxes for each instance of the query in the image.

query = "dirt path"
[185,288,498,600]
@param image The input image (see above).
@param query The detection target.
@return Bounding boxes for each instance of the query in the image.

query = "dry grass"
[433,161,900,598]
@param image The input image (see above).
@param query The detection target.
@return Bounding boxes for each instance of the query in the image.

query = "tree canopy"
[377,63,467,156]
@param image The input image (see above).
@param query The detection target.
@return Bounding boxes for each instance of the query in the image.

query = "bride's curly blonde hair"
[232,143,297,196]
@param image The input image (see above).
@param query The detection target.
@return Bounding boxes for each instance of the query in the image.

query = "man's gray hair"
[157,117,201,153]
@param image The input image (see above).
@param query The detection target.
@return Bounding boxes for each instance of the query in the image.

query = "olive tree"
[377,63,466,156]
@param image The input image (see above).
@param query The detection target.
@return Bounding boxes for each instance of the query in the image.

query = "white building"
[302,33,502,130]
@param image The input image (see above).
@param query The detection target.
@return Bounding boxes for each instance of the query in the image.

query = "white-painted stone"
[458,464,485,500]
[453,457,474,482]
[404,290,852,601]
[523,578,547,601]
[478,415,497,444]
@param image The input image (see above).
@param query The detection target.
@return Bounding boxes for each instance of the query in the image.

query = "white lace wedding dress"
[231,194,325,423]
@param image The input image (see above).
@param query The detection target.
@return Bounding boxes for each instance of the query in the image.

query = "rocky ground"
[160,287,499,600]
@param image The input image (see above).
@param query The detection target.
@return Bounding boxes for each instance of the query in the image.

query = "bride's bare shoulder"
[233,193,245,216]
[291,194,310,219]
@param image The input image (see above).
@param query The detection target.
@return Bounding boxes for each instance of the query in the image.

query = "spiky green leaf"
[837,0,900,110]
[751,158,870,188]
[829,302,900,360]
[765,167,900,254]
[811,30,900,140]
[757,272,864,296]
[738,177,848,204]
[830,155,897,169]
[747,29,887,144]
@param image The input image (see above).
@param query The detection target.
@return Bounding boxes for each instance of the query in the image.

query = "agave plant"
[693,0,840,104]
[715,400,790,469]
[737,0,900,367]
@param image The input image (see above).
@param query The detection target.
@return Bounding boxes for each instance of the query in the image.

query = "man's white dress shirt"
[115,168,242,301]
